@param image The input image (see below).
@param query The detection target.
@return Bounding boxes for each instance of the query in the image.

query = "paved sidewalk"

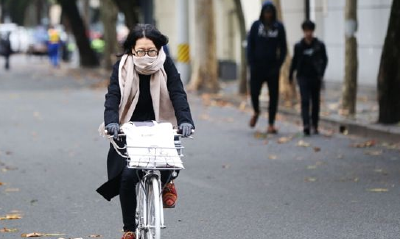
[214,81,400,143]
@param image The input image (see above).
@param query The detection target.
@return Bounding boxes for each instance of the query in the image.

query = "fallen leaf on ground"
[367,188,388,192]
[307,165,317,170]
[21,233,66,238]
[0,182,4,186]
[305,177,317,182]
[373,169,388,175]
[268,155,277,160]
[352,140,376,148]
[254,131,267,139]
[277,137,292,144]
[381,142,399,150]
[0,228,18,233]
[5,188,20,192]
[0,214,22,220]
[339,177,359,182]
[1,166,18,172]
[297,140,311,147]
[222,164,230,169]
[365,150,383,156]
[89,235,102,238]
[313,147,321,152]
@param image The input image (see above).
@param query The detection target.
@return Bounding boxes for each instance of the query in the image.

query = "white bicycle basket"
[120,121,184,169]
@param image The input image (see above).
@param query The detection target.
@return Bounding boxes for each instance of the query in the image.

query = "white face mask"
[133,55,158,67]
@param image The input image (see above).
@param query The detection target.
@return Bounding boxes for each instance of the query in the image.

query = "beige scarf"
[99,48,176,136]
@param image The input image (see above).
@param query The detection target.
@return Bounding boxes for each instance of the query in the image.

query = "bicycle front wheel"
[146,176,161,239]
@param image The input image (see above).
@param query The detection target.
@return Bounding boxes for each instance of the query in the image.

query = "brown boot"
[267,125,278,134]
[249,114,259,128]
[163,182,177,208]
[121,231,135,239]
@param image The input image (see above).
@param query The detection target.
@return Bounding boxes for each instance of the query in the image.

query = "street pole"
[305,0,310,20]
[176,0,190,84]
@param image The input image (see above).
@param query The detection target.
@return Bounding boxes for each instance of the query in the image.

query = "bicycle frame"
[136,170,163,239]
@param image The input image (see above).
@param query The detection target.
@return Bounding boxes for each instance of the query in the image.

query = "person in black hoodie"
[247,1,287,133]
[289,20,328,136]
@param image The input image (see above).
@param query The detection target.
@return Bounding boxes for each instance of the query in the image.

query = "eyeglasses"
[133,49,158,57]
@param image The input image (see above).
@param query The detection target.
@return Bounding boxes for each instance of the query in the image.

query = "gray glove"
[105,123,120,140]
[179,123,193,137]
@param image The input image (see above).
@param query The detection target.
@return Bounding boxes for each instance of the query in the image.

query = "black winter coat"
[289,38,328,80]
[97,56,194,201]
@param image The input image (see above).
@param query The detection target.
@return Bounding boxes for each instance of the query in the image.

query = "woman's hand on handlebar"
[105,123,120,140]
[178,123,194,137]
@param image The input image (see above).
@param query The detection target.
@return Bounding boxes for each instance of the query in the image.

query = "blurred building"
[154,0,392,86]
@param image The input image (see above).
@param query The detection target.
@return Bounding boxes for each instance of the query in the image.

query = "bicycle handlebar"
[104,129,195,139]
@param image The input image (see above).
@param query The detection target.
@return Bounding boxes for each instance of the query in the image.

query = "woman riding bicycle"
[97,24,195,239]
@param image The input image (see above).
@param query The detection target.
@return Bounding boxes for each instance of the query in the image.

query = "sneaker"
[303,128,311,136]
[122,232,135,239]
[163,182,177,208]
[267,125,278,134]
[249,114,259,128]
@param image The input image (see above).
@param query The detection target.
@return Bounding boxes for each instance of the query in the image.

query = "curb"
[214,93,400,143]
[278,107,400,143]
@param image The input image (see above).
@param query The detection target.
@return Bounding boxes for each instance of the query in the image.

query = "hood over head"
[259,1,277,23]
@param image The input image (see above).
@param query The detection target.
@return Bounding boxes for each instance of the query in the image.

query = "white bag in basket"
[121,122,183,169]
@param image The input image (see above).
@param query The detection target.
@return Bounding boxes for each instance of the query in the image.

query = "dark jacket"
[97,56,194,201]
[289,38,328,80]
[247,1,287,70]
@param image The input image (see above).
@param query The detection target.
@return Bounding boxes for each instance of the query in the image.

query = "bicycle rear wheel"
[146,176,161,239]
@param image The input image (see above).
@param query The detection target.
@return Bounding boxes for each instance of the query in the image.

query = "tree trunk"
[234,0,248,95]
[36,0,42,24]
[377,0,400,124]
[341,0,358,116]
[0,0,5,23]
[114,0,138,30]
[101,0,118,69]
[83,0,90,29]
[187,0,219,93]
[58,0,99,67]
[271,0,297,107]
[6,0,30,26]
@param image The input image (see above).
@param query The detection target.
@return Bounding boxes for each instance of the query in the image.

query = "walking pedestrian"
[247,1,287,133]
[289,20,328,136]
[47,26,61,68]
[0,32,12,70]
[97,24,194,239]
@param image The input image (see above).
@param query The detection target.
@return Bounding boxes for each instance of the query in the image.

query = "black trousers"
[250,68,280,125]
[119,167,176,232]
[4,55,10,70]
[297,77,321,129]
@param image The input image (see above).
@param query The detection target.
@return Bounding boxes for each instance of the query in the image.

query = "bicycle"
[108,121,191,239]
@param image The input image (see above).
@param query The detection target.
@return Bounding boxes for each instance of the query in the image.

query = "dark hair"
[302,20,316,31]
[122,24,169,55]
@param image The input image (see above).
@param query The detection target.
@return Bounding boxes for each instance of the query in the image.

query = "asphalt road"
[1,57,400,239]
